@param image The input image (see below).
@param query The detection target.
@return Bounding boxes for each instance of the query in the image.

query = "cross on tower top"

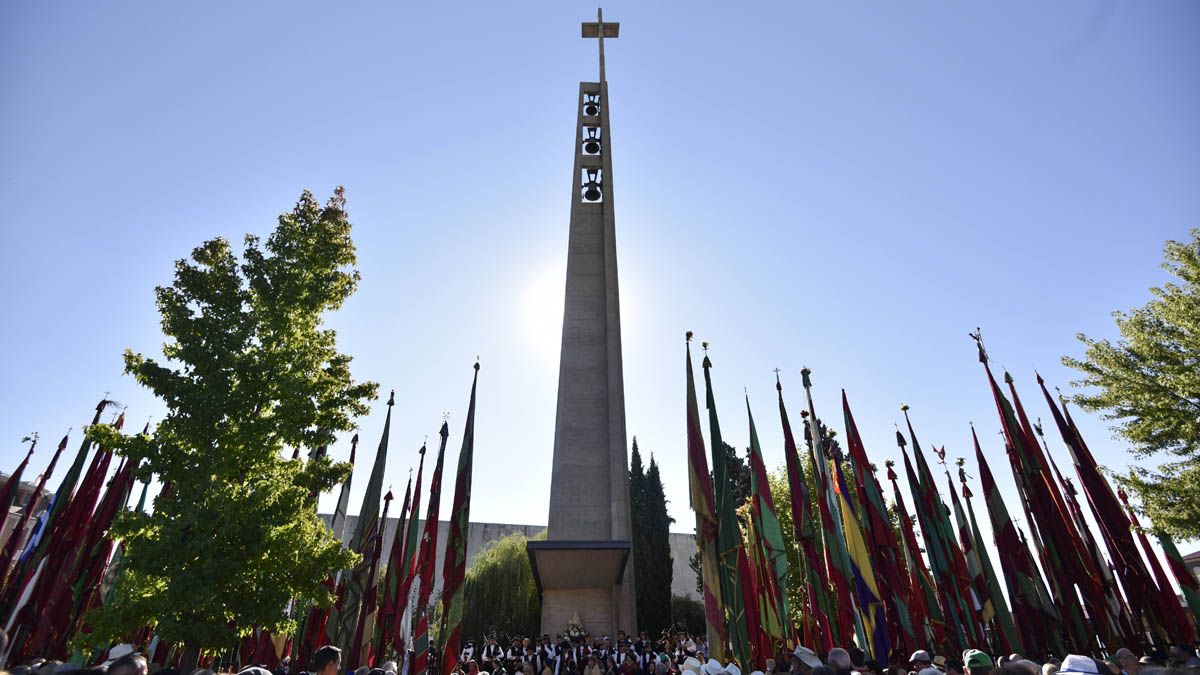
[581,8,619,83]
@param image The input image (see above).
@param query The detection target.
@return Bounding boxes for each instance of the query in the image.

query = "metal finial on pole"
[969,327,988,364]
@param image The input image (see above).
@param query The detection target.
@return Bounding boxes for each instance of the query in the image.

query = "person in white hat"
[104,645,137,667]
[1056,655,1099,675]
[108,652,148,675]
[701,659,726,675]
[681,658,703,675]
[791,647,822,675]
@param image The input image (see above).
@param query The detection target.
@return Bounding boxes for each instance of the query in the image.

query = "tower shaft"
[528,11,637,637]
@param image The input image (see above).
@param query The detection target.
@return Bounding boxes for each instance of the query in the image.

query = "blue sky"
[2,0,1198,576]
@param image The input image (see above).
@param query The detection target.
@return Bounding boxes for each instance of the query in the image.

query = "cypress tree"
[644,454,675,634]
[630,439,653,631]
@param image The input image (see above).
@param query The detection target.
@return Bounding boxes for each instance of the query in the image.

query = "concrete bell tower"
[527,8,638,638]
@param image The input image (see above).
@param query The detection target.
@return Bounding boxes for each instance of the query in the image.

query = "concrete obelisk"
[527,8,637,637]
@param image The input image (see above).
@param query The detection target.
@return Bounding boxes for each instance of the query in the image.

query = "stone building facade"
[0,473,49,550]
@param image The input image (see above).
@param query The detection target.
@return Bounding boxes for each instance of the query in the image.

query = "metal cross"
[582,8,619,83]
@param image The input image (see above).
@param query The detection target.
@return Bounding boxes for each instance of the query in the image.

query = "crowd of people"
[3,632,1200,675]
[438,633,1200,675]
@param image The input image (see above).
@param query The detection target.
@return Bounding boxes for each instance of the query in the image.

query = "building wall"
[1183,549,1200,598]
[322,515,701,603]
[0,475,49,555]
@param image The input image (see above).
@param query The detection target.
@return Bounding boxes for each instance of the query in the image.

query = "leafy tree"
[670,595,705,635]
[1063,229,1200,538]
[765,463,828,634]
[722,442,752,507]
[801,416,841,465]
[688,552,702,596]
[81,189,377,667]
[462,531,543,644]
[692,460,827,634]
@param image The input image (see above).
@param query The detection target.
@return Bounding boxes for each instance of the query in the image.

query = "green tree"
[801,417,841,466]
[1063,228,1200,538]
[81,189,376,666]
[723,442,752,506]
[631,439,652,630]
[670,595,705,635]
[642,453,675,634]
[631,440,676,635]
[462,531,543,644]
[765,463,826,634]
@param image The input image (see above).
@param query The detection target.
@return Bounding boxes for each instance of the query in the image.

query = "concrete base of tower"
[527,540,634,637]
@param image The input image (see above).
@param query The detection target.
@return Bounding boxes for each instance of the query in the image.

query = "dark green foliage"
[631,441,651,628]
[643,454,674,633]
[631,440,675,635]
[462,531,543,643]
[722,442,752,506]
[81,189,375,654]
[802,417,841,464]
[670,595,705,636]
[765,463,826,633]
[688,552,702,596]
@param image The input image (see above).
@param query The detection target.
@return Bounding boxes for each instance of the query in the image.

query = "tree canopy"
[81,188,376,658]
[1064,228,1200,538]
[461,531,543,643]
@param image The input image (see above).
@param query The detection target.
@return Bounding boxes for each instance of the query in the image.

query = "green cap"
[964,650,993,670]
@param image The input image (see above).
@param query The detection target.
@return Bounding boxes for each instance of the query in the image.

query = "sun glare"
[521,261,566,367]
